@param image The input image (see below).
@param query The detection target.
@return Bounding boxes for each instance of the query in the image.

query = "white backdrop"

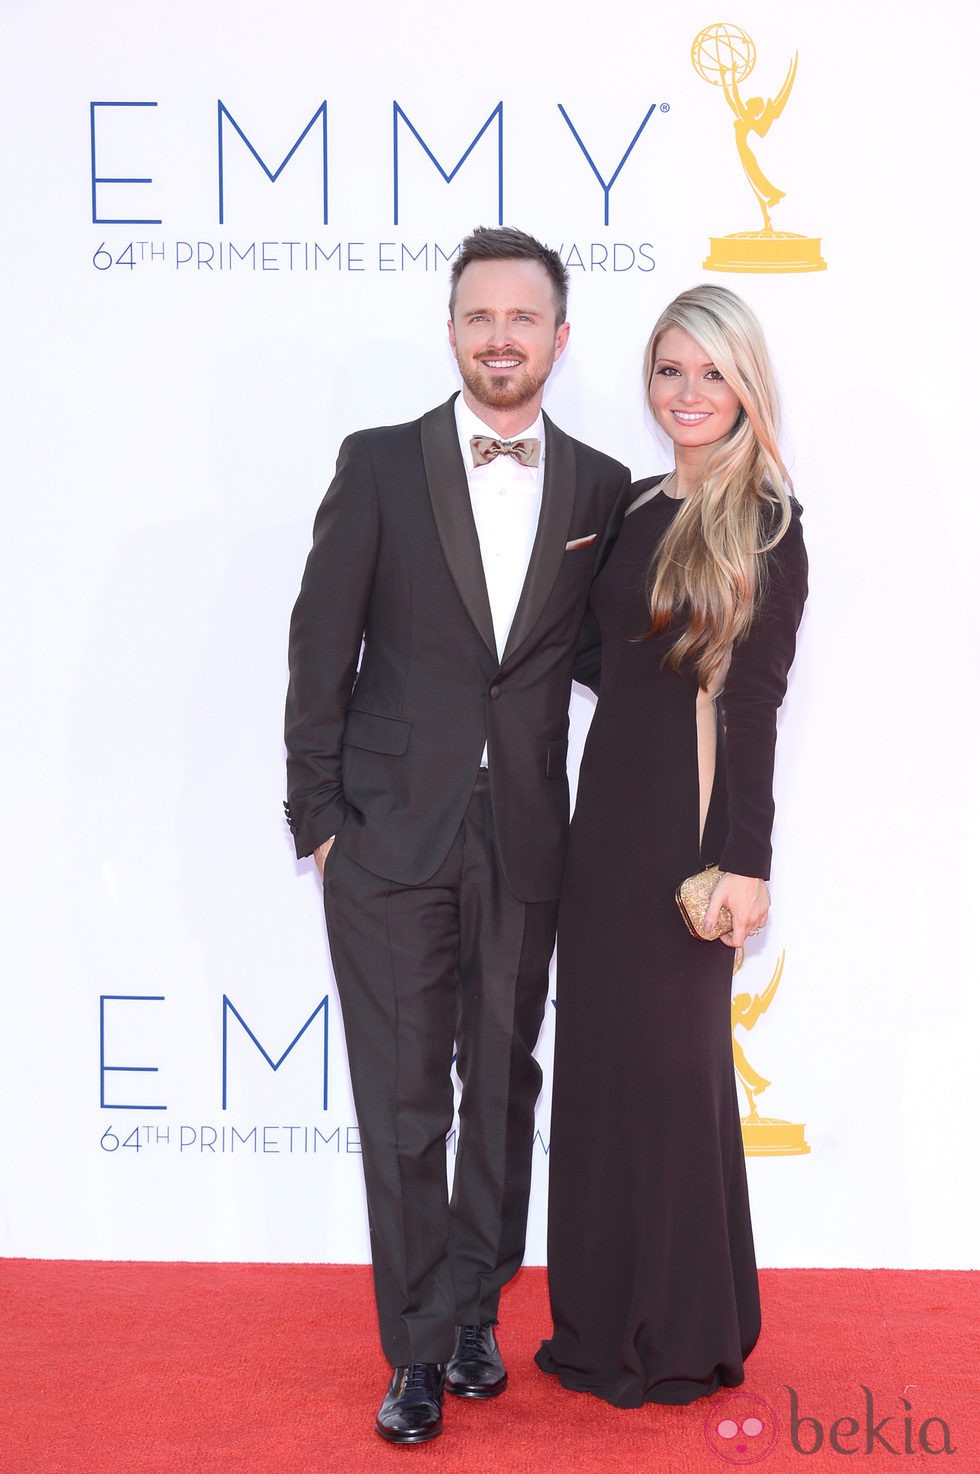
[1,0,977,1270]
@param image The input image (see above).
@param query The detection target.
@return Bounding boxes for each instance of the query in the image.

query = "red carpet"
[1,1262,976,1472]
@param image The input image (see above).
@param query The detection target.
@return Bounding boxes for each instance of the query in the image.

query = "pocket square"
[565,533,598,550]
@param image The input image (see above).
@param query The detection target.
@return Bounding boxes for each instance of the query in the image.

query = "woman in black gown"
[536,285,808,1408]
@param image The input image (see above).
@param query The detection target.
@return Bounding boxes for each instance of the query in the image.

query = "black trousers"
[322,772,558,1367]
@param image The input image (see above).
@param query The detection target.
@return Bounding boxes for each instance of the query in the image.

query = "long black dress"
[536,478,808,1408]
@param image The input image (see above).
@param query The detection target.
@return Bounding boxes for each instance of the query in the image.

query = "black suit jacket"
[285,395,629,902]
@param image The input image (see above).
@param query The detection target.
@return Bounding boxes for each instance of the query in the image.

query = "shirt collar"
[454,394,545,469]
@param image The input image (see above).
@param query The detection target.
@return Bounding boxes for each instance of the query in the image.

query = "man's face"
[448,258,569,423]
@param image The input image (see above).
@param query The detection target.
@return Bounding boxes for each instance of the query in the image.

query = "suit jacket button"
[489,685,501,700]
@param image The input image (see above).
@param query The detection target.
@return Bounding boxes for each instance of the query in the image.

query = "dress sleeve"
[574,473,655,694]
[717,503,808,880]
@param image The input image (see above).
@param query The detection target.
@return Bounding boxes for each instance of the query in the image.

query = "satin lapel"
[421,397,497,658]
[501,412,576,663]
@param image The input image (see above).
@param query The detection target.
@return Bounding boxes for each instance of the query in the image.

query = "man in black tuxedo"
[285,226,628,1443]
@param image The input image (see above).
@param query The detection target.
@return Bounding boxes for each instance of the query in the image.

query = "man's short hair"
[449,226,570,325]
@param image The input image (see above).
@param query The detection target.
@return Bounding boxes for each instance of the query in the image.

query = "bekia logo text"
[788,1386,955,1457]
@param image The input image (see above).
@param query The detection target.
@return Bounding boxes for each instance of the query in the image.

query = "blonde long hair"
[644,284,792,685]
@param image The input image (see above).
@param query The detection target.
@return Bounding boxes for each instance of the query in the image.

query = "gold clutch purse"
[675,864,733,941]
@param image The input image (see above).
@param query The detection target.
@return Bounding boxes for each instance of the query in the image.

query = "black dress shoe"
[375,1363,446,1443]
[445,1322,508,1398]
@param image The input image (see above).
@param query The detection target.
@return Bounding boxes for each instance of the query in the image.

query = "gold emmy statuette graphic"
[731,949,810,1155]
[692,22,827,273]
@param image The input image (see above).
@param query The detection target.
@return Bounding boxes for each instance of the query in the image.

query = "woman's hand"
[705,872,770,949]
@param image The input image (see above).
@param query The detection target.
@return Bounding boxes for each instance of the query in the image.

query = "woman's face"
[648,326,742,453]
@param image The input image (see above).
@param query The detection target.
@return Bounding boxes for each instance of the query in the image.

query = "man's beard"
[456,356,552,414]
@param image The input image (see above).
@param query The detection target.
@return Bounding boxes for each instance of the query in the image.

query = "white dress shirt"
[454,395,545,660]
[454,395,545,768]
